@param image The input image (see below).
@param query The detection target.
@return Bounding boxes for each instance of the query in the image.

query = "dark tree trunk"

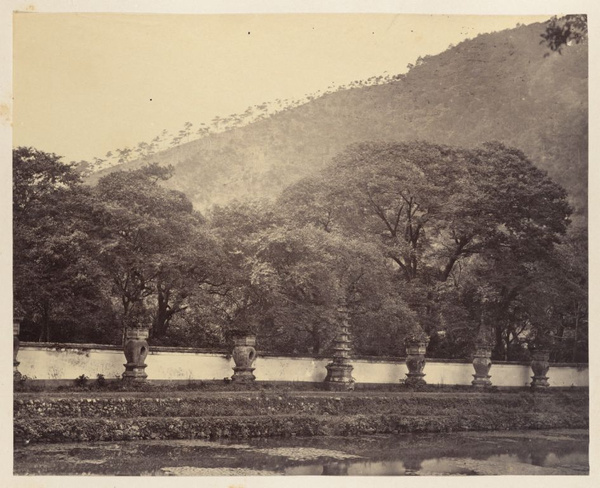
[311,327,321,355]
[441,255,458,282]
[152,287,170,338]
[152,284,186,339]
[38,302,51,343]
[493,323,505,360]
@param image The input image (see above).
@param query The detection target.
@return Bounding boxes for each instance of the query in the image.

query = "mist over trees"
[81,19,587,221]
[13,142,587,362]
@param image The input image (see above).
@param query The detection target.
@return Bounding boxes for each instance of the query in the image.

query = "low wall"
[17,343,589,387]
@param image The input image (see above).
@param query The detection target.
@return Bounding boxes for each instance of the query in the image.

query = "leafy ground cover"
[14,388,588,443]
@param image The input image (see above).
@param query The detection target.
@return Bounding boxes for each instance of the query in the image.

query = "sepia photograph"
[3,0,594,482]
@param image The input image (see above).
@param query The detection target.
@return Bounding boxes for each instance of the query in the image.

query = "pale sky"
[13,13,551,163]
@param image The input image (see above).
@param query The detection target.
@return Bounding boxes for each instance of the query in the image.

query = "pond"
[14,429,588,476]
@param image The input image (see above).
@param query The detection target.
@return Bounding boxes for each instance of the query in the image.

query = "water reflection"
[402,456,423,475]
[14,429,589,476]
[323,461,348,475]
[285,450,588,476]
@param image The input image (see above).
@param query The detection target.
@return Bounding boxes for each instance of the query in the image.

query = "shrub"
[74,374,89,388]
[96,374,107,388]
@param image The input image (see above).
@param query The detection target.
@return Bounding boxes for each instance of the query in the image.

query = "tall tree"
[283,141,570,282]
[279,141,572,355]
[93,163,218,341]
[13,148,115,343]
[207,198,418,355]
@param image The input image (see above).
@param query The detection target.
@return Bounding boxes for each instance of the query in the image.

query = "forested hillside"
[88,20,587,214]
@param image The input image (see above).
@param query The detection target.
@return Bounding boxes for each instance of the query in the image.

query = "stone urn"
[13,316,23,380]
[231,334,257,383]
[404,338,429,386]
[472,344,492,387]
[530,349,550,388]
[122,328,149,382]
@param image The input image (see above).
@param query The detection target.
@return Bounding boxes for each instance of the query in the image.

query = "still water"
[14,429,588,476]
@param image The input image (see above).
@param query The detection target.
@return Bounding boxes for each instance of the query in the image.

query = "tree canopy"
[278,141,577,358]
[13,142,586,362]
[541,15,588,53]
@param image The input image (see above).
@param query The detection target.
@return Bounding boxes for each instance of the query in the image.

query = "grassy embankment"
[14,386,588,443]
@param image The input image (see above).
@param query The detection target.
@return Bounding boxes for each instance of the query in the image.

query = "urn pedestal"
[472,346,492,387]
[404,340,428,387]
[530,350,550,388]
[13,316,23,380]
[231,335,257,383]
[324,313,355,391]
[324,361,355,391]
[122,328,149,382]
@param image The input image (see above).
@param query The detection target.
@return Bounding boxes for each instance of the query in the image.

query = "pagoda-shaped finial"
[324,306,355,391]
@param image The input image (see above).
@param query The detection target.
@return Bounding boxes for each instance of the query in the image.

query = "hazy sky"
[13,13,551,163]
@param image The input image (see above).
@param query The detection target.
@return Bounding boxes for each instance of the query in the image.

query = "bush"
[74,374,89,389]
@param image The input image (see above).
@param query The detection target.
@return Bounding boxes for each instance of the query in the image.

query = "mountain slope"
[88,21,588,214]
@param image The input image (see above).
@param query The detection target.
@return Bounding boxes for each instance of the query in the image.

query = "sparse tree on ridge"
[541,14,587,53]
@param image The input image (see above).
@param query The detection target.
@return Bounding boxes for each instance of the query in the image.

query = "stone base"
[324,363,355,391]
[405,373,426,387]
[122,363,148,382]
[14,360,21,381]
[232,367,256,383]
[472,375,492,387]
[531,376,550,388]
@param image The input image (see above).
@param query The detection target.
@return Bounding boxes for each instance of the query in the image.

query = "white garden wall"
[17,343,589,387]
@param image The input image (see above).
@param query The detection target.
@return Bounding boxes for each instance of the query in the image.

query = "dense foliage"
[541,15,588,53]
[13,143,587,362]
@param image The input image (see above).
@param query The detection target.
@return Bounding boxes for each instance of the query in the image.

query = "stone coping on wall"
[19,341,588,369]
[14,380,589,393]
[20,341,230,355]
